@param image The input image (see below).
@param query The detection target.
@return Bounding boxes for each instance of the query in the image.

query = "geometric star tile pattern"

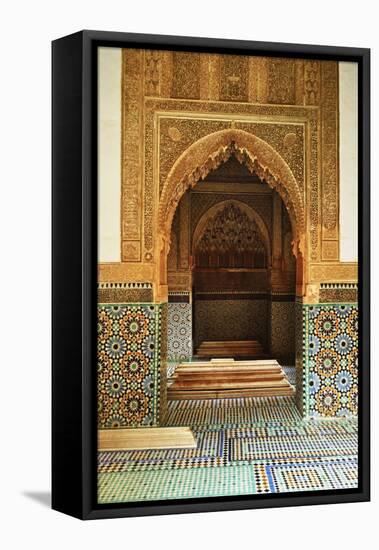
[97,304,163,428]
[304,304,358,418]
[167,303,192,361]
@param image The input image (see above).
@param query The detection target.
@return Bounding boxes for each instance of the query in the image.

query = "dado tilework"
[303,304,358,418]
[97,303,165,428]
[167,303,193,361]
[295,301,305,414]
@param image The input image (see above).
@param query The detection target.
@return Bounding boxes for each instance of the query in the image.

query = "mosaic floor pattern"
[98,396,358,503]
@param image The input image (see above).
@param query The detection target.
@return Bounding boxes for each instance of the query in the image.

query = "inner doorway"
[166,156,297,399]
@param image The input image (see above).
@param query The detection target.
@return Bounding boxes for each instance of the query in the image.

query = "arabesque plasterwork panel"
[98,262,156,283]
[121,49,144,262]
[321,62,339,243]
[235,121,305,194]
[309,263,358,283]
[103,51,353,293]
[143,99,316,273]
[158,117,231,194]
[154,120,308,260]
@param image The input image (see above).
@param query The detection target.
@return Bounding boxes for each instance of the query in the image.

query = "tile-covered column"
[297,300,358,418]
[295,301,305,414]
[167,292,192,362]
[97,302,167,428]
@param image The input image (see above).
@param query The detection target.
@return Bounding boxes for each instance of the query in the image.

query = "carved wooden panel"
[98,282,153,303]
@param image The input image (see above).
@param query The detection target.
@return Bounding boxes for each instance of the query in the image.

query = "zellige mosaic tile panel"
[304,304,358,418]
[167,303,192,361]
[97,303,164,428]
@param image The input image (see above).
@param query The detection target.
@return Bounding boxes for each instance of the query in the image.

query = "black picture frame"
[52,30,370,520]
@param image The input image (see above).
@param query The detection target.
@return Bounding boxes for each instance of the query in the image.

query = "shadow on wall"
[22,491,51,508]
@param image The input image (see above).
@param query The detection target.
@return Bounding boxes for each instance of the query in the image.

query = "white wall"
[98,47,122,262]
[339,62,358,262]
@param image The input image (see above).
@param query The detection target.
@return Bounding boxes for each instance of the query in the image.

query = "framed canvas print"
[52,31,370,519]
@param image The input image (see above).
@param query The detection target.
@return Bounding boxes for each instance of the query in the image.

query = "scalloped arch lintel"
[158,129,305,247]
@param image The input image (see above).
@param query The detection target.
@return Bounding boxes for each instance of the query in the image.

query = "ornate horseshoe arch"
[157,128,306,299]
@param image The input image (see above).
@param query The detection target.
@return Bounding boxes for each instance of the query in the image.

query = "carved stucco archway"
[191,199,272,265]
[157,128,306,300]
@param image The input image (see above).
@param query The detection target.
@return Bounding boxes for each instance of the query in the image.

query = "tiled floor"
[98,394,358,503]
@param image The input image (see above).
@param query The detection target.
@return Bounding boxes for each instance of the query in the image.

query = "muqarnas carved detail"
[191,192,272,242]
[144,49,161,96]
[304,61,321,105]
[195,203,267,269]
